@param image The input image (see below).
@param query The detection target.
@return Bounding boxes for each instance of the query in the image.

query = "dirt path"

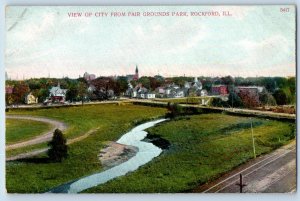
[6,128,100,161]
[192,140,296,193]
[6,115,68,150]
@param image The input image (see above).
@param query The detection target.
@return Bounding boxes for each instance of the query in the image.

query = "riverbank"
[84,113,295,193]
[98,141,138,170]
[49,118,167,193]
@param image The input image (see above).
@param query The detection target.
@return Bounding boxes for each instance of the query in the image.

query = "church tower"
[134,65,139,80]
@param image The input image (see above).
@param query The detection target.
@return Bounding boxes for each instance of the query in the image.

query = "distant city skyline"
[5,6,296,80]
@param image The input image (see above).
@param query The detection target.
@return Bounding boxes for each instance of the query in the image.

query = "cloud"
[237,35,291,66]
[132,18,206,54]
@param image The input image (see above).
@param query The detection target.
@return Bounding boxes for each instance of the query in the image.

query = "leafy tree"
[47,129,68,162]
[12,82,30,104]
[210,97,229,107]
[221,76,235,85]
[149,77,162,91]
[116,76,129,94]
[228,91,243,108]
[202,79,213,92]
[273,89,288,105]
[138,77,151,89]
[37,88,49,103]
[78,82,88,104]
[166,103,183,118]
[259,92,277,106]
[66,85,78,102]
[261,77,276,93]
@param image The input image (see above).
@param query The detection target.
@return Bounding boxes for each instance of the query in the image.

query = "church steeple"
[135,65,138,74]
[133,65,139,81]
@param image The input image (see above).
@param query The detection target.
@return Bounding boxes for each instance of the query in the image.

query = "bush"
[166,103,183,118]
[210,97,229,107]
[47,129,68,162]
[273,89,288,105]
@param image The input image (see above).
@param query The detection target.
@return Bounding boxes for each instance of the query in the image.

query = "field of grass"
[84,113,295,193]
[6,103,166,193]
[6,119,52,145]
[154,97,210,104]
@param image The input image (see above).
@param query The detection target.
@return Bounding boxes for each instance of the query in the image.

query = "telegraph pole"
[250,118,256,158]
[236,174,247,193]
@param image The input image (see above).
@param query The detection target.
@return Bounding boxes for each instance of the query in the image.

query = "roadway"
[192,141,296,193]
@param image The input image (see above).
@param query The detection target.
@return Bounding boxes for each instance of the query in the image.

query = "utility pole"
[236,174,247,193]
[250,118,256,158]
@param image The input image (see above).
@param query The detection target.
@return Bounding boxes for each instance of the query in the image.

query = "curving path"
[6,127,100,161]
[6,115,68,151]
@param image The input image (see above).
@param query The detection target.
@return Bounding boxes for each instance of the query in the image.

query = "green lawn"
[84,113,295,193]
[6,119,52,145]
[155,97,210,104]
[6,103,166,193]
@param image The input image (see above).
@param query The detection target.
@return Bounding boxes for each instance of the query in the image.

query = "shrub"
[166,103,183,118]
[273,89,288,105]
[47,129,68,162]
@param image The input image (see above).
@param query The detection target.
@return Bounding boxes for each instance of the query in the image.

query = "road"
[6,127,100,161]
[6,115,68,150]
[193,140,296,193]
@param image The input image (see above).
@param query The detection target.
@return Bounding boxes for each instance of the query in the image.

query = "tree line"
[5,75,295,106]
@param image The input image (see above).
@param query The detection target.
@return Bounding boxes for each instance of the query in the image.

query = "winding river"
[48,118,167,193]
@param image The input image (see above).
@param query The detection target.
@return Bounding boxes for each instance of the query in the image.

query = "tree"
[116,76,128,95]
[221,76,235,85]
[47,129,68,162]
[259,92,277,106]
[166,103,183,118]
[12,82,30,104]
[138,77,151,89]
[66,85,78,102]
[78,82,88,104]
[228,91,243,108]
[273,89,288,105]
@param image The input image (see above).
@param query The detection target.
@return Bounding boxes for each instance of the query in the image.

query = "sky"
[5,6,296,79]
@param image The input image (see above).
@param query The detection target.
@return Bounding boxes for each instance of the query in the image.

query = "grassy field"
[84,113,295,193]
[6,119,52,145]
[154,97,210,104]
[6,103,166,193]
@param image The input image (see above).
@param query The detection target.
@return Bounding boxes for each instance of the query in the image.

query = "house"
[48,83,68,103]
[25,92,38,104]
[200,89,208,96]
[173,89,185,98]
[136,86,148,98]
[87,85,96,93]
[145,93,156,99]
[211,85,228,95]
[139,92,156,99]
[83,72,96,81]
[184,77,203,97]
[192,77,202,90]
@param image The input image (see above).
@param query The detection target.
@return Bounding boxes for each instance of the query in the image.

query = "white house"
[25,93,38,104]
[145,93,156,99]
[49,83,68,102]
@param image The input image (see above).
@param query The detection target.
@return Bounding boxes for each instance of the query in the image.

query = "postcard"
[5,5,296,193]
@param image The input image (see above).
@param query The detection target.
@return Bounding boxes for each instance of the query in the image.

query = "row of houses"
[125,77,266,102]
[126,77,209,99]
